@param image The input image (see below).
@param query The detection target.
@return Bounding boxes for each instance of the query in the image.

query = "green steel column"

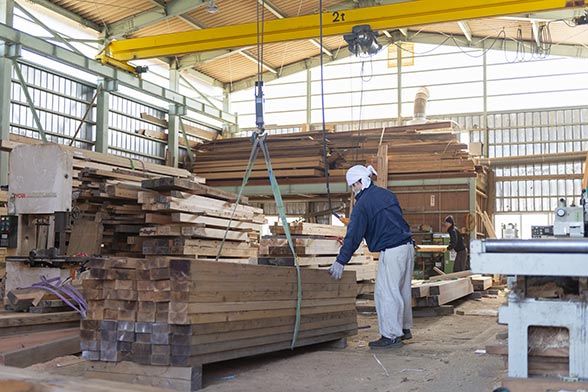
[482,45,489,158]
[95,78,116,153]
[167,67,180,167]
[306,67,312,131]
[0,0,14,185]
[396,44,402,125]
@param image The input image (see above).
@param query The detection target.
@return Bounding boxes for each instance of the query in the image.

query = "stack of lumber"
[487,327,569,377]
[75,167,152,256]
[137,177,264,263]
[0,134,194,257]
[192,134,333,186]
[0,310,81,367]
[81,257,357,367]
[0,327,80,367]
[192,122,477,187]
[139,112,219,143]
[411,271,473,307]
[0,310,80,336]
[259,222,377,282]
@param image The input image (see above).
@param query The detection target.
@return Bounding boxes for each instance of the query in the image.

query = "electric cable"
[318,0,335,219]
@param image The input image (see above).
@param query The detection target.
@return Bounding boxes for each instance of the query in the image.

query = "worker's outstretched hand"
[328,261,344,280]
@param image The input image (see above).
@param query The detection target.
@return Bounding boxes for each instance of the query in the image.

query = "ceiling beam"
[226,48,352,92]
[239,51,277,74]
[107,0,588,61]
[104,0,207,40]
[457,21,472,42]
[531,20,542,47]
[177,46,255,69]
[19,0,101,32]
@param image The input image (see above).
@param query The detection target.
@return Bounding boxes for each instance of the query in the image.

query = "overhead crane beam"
[103,0,588,63]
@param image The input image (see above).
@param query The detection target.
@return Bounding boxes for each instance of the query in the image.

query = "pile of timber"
[259,222,377,282]
[411,271,474,307]
[81,257,357,367]
[138,112,219,143]
[487,327,570,377]
[192,136,333,186]
[0,310,81,367]
[137,177,263,263]
[75,167,153,256]
[192,122,477,187]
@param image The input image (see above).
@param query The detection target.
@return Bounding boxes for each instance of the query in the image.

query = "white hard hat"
[346,165,370,186]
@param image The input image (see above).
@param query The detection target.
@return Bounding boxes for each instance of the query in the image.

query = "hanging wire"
[318,0,335,217]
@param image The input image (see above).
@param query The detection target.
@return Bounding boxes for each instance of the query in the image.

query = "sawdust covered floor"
[200,296,507,392]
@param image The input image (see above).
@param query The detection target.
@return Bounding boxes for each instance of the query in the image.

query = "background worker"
[443,215,468,271]
[329,165,414,349]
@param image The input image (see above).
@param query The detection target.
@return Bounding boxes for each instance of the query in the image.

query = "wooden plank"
[471,275,492,291]
[270,222,346,237]
[141,177,246,203]
[186,330,355,366]
[171,213,262,231]
[67,220,103,255]
[86,361,202,392]
[0,328,80,367]
[485,344,568,358]
[0,365,173,392]
[0,311,81,329]
[376,144,388,188]
[416,244,448,253]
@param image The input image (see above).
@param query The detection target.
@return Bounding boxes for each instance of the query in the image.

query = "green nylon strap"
[216,133,302,349]
[258,137,302,349]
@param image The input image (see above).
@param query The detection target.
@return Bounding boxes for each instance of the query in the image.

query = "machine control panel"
[0,215,18,248]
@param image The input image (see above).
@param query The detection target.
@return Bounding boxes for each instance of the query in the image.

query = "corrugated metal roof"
[51,0,152,24]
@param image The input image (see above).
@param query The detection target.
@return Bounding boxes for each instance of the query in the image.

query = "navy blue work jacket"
[336,183,413,265]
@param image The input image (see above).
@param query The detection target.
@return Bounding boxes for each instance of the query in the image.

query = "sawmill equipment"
[3,144,90,297]
[471,238,588,379]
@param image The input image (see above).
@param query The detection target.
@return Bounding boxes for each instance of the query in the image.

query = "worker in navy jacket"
[329,165,414,349]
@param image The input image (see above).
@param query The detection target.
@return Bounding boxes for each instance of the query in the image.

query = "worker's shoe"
[368,336,403,349]
[401,329,412,340]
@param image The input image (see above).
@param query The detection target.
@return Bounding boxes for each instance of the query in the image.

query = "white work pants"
[375,243,415,339]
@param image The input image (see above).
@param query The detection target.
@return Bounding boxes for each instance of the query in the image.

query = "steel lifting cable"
[216,0,302,349]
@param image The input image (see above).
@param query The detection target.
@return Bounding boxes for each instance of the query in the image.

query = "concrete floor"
[200,296,507,392]
[27,296,508,392]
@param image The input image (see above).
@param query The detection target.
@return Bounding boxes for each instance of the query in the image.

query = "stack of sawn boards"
[75,164,262,262]
[81,257,358,366]
[137,177,263,263]
[258,222,377,282]
[192,122,477,187]
[411,271,474,307]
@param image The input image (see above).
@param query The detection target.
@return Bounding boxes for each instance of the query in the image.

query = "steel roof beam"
[457,21,472,42]
[19,0,101,32]
[0,23,235,123]
[104,0,207,40]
